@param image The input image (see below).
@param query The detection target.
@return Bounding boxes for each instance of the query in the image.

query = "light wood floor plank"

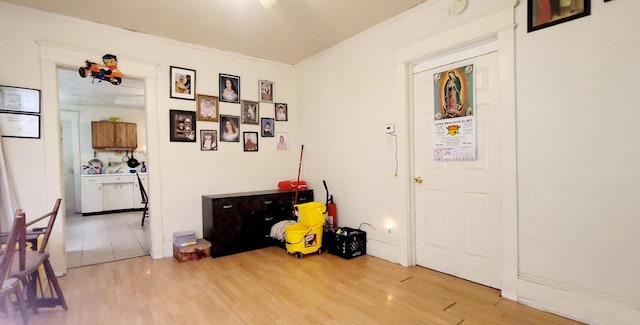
[8,247,582,324]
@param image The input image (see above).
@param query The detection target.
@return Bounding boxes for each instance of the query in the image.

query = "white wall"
[0,2,301,261]
[296,0,640,324]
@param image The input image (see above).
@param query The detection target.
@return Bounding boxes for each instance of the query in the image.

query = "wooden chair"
[0,210,29,324]
[136,172,149,226]
[10,199,67,314]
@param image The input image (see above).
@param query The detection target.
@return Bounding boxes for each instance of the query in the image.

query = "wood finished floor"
[10,247,582,324]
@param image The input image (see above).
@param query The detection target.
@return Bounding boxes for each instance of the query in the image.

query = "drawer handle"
[264,217,273,221]
[298,197,308,202]
[264,200,273,205]
[223,204,233,209]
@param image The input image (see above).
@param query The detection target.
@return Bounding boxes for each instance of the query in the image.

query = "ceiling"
[7,0,428,108]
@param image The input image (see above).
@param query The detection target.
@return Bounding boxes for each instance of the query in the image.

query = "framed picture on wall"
[261,118,274,137]
[200,129,218,151]
[241,100,259,124]
[528,0,591,32]
[169,110,196,142]
[243,132,259,152]
[275,103,288,121]
[219,74,240,103]
[170,66,196,100]
[196,94,219,122]
[276,132,288,150]
[259,80,274,102]
[220,115,240,142]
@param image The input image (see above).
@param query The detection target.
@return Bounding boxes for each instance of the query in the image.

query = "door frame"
[395,7,518,299]
[39,41,163,275]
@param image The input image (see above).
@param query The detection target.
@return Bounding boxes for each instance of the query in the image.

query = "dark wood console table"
[202,189,314,257]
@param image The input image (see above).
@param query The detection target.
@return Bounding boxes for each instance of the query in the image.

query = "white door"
[413,49,502,288]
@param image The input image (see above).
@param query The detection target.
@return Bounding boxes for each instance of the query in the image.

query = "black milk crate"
[328,227,366,259]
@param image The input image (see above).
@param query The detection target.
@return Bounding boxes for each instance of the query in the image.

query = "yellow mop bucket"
[285,202,325,259]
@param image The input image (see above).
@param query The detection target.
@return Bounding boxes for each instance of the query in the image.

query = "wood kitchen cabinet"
[91,121,137,149]
[202,189,314,257]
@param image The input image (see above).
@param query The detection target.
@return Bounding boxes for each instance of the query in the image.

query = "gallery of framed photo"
[241,100,259,124]
[261,118,274,137]
[200,129,218,151]
[170,66,196,100]
[527,0,590,32]
[259,80,274,103]
[0,85,40,113]
[275,103,288,121]
[219,73,240,103]
[243,132,259,152]
[169,110,196,142]
[220,115,240,142]
[196,94,219,122]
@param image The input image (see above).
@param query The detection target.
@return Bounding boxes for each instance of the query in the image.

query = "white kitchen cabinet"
[82,174,147,214]
[133,174,148,209]
[102,175,134,211]
[81,176,103,213]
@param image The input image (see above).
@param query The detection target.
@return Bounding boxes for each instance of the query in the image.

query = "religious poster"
[432,65,476,161]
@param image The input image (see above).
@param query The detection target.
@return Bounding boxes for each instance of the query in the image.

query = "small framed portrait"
[259,80,274,103]
[241,100,259,124]
[219,115,240,142]
[219,73,240,103]
[196,94,219,122]
[169,110,196,142]
[200,129,218,151]
[243,132,259,152]
[275,103,288,121]
[276,132,288,150]
[261,117,274,137]
[527,0,590,33]
[170,66,196,100]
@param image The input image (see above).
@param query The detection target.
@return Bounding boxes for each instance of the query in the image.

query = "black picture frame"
[219,73,240,103]
[261,118,274,137]
[170,66,196,100]
[241,100,259,124]
[0,112,40,139]
[243,132,259,152]
[169,110,196,142]
[220,115,240,142]
[528,0,590,33]
[275,103,288,121]
[200,129,218,151]
[0,85,41,113]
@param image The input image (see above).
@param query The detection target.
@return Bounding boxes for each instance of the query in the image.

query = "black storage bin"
[328,227,366,259]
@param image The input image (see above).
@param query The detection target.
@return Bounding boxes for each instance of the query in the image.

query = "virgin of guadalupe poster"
[432,65,476,161]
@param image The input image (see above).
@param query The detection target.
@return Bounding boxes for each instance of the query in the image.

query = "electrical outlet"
[385,123,395,134]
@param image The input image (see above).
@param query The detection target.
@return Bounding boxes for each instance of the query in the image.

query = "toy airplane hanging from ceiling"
[78,54,124,85]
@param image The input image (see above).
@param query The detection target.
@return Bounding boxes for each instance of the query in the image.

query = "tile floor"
[65,211,150,268]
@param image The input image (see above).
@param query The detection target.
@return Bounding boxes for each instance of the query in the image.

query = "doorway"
[57,67,150,267]
[412,46,502,289]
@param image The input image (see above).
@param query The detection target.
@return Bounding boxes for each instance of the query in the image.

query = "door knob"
[414,176,423,184]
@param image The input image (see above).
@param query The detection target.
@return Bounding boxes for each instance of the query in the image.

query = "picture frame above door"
[527,0,591,33]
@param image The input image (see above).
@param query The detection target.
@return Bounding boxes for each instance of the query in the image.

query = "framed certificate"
[0,85,41,113]
[0,112,40,139]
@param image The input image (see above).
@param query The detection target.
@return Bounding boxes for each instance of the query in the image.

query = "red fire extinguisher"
[323,180,338,229]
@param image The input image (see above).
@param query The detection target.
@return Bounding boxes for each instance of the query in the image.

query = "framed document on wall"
[0,85,40,113]
[0,112,40,138]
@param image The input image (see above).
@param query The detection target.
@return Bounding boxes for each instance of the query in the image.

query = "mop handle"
[293,145,304,206]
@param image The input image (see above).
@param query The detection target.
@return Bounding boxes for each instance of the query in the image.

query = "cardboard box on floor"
[173,238,211,262]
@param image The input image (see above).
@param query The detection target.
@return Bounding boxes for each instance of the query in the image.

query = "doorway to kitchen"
[58,67,150,267]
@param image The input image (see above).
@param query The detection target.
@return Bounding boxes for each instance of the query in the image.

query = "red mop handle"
[293,145,304,206]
